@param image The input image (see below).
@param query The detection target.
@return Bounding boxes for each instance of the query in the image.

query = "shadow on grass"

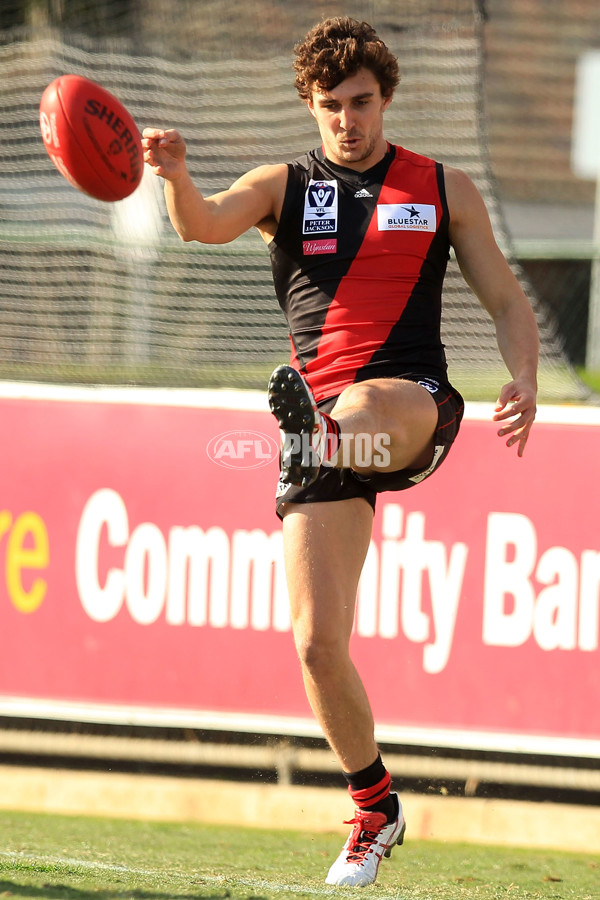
[0,880,267,900]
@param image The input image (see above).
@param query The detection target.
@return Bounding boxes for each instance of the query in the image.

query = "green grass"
[577,367,600,396]
[0,810,598,900]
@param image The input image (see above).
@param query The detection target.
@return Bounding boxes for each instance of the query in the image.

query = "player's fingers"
[511,421,533,457]
[142,148,159,169]
[141,127,165,141]
[493,389,536,422]
[160,128,182,141]
[153,128,184,151]
[141,129,185,156]
[497,407,534,435]
[142,144,165,175]
[493,402,520,422]
[494,381,517,409]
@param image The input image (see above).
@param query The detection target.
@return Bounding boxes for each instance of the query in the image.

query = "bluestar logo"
[377,203,436,231]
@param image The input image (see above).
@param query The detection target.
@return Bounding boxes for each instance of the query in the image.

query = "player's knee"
[295,631,348,677]
[336,381,410,435]
[336,381,381,417]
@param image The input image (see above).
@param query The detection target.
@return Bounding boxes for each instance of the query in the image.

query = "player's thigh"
[333,377,437,425]
[332,378,439,470]
[281,497,374,641]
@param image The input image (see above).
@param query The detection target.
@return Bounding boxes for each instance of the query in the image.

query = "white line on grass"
[0,850,343,897]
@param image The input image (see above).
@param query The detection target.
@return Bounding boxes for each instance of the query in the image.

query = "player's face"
[307,68,392,171]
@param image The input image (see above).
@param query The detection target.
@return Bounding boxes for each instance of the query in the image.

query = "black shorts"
[275,374,464,519]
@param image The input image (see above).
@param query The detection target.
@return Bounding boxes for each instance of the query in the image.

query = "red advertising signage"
[0,384,599,756]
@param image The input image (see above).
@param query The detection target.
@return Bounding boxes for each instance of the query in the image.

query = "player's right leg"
[268,365,439,486]
[268,365,339,487]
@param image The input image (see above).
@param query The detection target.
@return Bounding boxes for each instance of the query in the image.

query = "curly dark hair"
[293,17,400,101]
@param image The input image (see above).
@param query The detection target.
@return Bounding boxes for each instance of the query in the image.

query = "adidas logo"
[354,187,373,198]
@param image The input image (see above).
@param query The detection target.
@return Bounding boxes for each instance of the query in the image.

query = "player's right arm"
[142,128,286,244]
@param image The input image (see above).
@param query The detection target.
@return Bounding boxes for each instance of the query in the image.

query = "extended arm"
[446,167,539,456]
[142,128,286,244]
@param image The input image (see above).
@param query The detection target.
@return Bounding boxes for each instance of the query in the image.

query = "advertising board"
[1,384,598,757]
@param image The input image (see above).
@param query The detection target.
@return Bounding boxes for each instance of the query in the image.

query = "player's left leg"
[282,497,377,773]
[282,497,406,887]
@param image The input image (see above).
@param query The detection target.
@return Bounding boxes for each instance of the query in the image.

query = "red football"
[39,74,143,202]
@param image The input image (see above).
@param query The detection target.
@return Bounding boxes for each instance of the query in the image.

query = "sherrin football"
[39,74,143,202]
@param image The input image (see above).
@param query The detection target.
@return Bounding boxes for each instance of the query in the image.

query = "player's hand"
[493,379,537,457]
[142,128,187,181]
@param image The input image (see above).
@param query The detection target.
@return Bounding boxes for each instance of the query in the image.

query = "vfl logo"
[308,182,335,212]
[377,203,436,232]
[303,179,338,234]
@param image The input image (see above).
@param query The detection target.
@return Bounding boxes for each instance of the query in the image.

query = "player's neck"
[323,140,391,173]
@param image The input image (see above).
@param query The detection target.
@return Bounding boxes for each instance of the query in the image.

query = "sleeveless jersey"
[268,143,451,403]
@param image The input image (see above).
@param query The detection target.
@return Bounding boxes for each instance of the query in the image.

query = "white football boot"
[325,796,406,887]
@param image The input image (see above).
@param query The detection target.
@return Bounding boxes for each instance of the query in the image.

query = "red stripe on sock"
[320,412,340,461]
[348,771,392,809]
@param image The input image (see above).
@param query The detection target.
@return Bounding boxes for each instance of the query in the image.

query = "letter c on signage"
[76,488,129,622]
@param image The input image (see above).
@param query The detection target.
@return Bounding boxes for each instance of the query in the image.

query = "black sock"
[344,754,398,823]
